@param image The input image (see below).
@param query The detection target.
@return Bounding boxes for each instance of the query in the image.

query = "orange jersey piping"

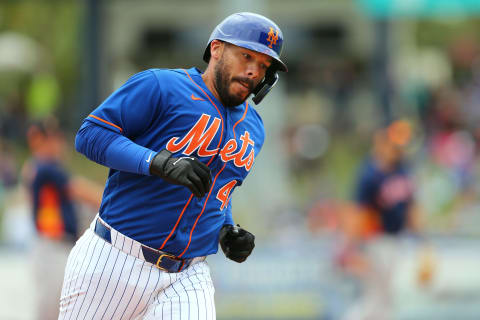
[178,99,249,257]
[158,69,225,250]
[182,68,224,165]
[232,101,248,140]
[178,162,228,258]
[159,194,194,250]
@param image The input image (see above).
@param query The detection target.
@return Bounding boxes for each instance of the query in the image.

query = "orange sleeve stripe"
[88,115,123,133]
[178,162,227,258]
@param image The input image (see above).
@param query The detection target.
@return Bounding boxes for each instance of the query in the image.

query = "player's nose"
[245,63,261,80]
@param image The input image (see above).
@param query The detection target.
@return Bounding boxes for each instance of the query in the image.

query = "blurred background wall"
[1,0,480,319]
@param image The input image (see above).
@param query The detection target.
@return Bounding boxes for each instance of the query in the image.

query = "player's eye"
[242,53,251,60]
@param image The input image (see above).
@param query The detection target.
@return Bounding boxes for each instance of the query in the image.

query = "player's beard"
[214,54,254,108]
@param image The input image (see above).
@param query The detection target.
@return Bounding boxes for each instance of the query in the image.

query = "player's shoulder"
[144,67,201,82]
[247,103,264,128]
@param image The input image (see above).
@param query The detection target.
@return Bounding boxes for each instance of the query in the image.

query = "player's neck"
[201,68,222,104]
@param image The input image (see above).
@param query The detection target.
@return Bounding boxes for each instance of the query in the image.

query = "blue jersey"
[354,158,413,234]
[80,67,265,258]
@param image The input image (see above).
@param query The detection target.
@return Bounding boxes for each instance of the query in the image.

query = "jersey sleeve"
[86,70,162,138]
[75,121,154,176]
[224,198,234,226]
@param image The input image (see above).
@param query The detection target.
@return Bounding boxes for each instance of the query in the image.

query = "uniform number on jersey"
[216,180,237,210]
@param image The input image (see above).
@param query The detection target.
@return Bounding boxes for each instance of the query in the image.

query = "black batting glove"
[149,149,212,198]
[219,224,255,263]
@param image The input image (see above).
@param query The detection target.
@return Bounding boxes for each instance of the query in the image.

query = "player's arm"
[76,120,211,198]
[218,201,255,263]
[76,70,211,197]
[75,121,153,176]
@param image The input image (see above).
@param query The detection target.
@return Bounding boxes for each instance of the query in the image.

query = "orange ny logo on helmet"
[266,27,279,48]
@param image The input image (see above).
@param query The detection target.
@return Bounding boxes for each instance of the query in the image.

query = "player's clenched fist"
[150,149,212,197]
[219,224,255,263]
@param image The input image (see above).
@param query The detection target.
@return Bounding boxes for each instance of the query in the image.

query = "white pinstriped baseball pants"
[58,218,216,320]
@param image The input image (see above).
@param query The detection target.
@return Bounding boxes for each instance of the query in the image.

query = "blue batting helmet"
[203,12,288,72]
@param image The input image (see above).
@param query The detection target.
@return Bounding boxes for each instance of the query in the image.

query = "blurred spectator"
[354,120,417,235]
[336,120,432,320]
[0,138,18,190]
[424,86,477,224]
[21,117,102,320]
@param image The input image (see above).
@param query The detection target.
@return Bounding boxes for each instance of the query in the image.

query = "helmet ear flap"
[252,69,278,105]
[204,40,225,63]
[203,43,212,63]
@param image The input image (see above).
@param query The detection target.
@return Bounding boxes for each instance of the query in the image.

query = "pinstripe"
[91,235,125,319]
[61,231,93,308]
[168,273,177,320]
[209,279,215,319]
[116,259,145,319]
[74,241,113,320]
[64,234,100,319]
[137,267,161,318]
[127,263,153,319]
[61,221,216,320]
[73,240,107,320]
[206,266,215,320]
[161,299,164,319]
[197,262,215,320]
[66,235,102,320]
[170,274,182,320]
[192,264,207,320]
[154,281,164,317]
[62,237,81,282]
[110,247,137,318]
[165,274,172,320]
[178,277,190,320]
[59,241,81,306]
[203,264,215,320]
[185,269,199,320]
[100,239,133,320]
[135,243,142,260]
[59,232,92,320]
[156,274,172,318]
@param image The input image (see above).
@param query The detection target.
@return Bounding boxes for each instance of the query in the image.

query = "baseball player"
[22,119,102,320]
[58,12,287,320]
[339,121,422,320]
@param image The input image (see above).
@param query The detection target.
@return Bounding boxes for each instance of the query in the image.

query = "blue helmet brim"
[203,40,288,72]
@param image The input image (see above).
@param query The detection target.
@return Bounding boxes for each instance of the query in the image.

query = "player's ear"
[209,40,224,61]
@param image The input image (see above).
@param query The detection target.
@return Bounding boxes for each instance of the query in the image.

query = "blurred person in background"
[0,138,18,241]
[21,117,102,320]
[336,120,432,320]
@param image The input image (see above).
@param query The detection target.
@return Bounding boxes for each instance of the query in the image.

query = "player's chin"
[234,91,250,102]
[233,93,250,106]
[232,81,252,97]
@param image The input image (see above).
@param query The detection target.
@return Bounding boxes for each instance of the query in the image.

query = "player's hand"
[219,224,255,263]
[149,149,212,197]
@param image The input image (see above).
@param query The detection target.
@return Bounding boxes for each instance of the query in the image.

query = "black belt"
[94,218,194,273]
